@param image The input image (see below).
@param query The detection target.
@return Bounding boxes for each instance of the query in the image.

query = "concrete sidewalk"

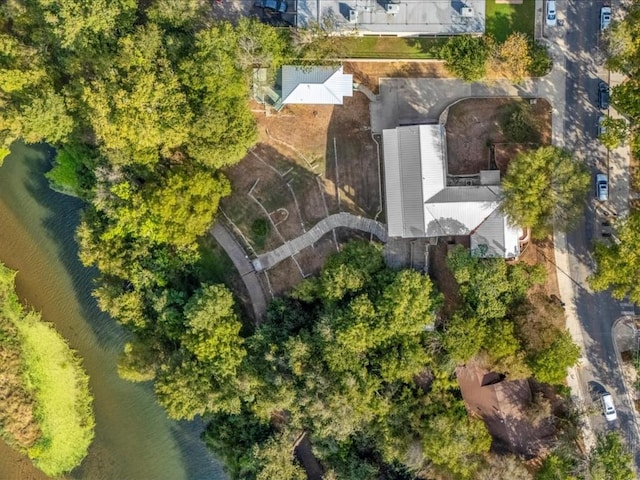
[210,223,268,321]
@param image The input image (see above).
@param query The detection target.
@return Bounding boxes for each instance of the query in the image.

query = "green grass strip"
[337,36,447,59]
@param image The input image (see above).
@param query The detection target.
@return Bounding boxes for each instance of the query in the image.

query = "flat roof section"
[297,0,486,36]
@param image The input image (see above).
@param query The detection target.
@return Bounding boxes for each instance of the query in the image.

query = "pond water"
[0,143,226,479]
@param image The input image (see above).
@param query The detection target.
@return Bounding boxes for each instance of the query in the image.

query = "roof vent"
[386,3,400,15]
[349,9,358,23]
[461,7,474,17]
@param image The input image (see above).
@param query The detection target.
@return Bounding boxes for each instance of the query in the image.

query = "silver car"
[596,173,608,201]
[546,0,557,27]
[600,6,612,30]
[601,392,617,421]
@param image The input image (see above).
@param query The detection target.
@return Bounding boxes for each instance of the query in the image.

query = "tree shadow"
[15,143,124,347]
[324,92,381,218]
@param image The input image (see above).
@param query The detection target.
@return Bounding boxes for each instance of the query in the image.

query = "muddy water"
[0,143,225,480]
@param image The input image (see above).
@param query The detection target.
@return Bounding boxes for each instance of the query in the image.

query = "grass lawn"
[338,36,447,59]
[485,0,536,42]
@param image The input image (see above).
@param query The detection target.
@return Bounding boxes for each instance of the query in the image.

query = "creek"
[0,143,225,479]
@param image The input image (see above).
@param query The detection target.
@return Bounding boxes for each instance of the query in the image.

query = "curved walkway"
[210,223,268,321]
[252,212,388,271]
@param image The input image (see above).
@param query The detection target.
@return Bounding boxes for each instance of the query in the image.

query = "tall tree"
[182,284,246,378]
[590,209,640,302]
[501,146,589,237]
[589,432,635,480]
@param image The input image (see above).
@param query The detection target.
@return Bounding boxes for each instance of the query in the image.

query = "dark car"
[598,81,610,109]
[261,0,287,14]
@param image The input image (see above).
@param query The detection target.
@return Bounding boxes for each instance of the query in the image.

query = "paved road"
[547,0,640,467]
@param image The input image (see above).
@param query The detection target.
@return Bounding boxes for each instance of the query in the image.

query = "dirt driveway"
[445,97,552,175]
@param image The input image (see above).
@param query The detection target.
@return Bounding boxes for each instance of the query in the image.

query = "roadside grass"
[486,0,535,41]
[337,36,447,59]
[0,263,94,477]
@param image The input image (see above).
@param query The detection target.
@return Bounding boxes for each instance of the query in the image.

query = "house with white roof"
[280,65,353,105]
[383,124,521,259]
[296,0,485,37]
[252,65,353,110]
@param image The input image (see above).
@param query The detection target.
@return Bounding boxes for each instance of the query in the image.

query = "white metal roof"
[281,65,353,105]
[471,210,521,259]
[383,124,518,258]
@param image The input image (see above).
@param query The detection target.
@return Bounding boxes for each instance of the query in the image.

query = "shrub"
[251,218,271,249]
[440,36,490,81]
[528,40,553,77]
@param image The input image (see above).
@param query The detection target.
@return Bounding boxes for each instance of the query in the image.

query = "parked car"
[601,392,617,421]
[600,6,612,30]
[596,173,608,201]
[598,81,610,109]
[597,115,606,136]
[546,1,557,27]
[260,0,287,14]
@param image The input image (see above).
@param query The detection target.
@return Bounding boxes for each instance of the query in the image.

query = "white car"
[601,393,617,421]
[546,0,557,27]
[596,173,608,202]
[601,6,612,30]
[597,115,606,136]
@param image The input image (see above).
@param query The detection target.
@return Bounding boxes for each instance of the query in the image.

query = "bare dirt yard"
[221,93,380,296]
[445,97,552,176]
[344,61,451,93]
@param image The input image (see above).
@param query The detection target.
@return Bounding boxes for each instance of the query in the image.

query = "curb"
[610,316,640,451]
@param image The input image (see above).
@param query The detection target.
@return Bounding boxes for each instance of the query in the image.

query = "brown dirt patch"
[518,236,560,300]
[344,61,451,94]
[223,93,380,295]
[325,92,380,217]
[263,257,303,298]
[445,98,552,176]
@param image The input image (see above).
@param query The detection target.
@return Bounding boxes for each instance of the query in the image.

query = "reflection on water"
[0,143,225,479]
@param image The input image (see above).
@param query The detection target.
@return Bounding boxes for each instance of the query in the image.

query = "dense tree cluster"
[442,247,580,385]
[197,243,579,479]
[537,431,635,480]
[0,0,290,431]
[441,32,552,82]
[203,242,498,480]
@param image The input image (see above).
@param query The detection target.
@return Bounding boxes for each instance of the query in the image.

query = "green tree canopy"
[501,146,590,237]
[441,35,490,81]
[590,210,640,302]
[599,116,628,150]
[589,432,635,480]
[421,404,492,479]
[182,284,246,377]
